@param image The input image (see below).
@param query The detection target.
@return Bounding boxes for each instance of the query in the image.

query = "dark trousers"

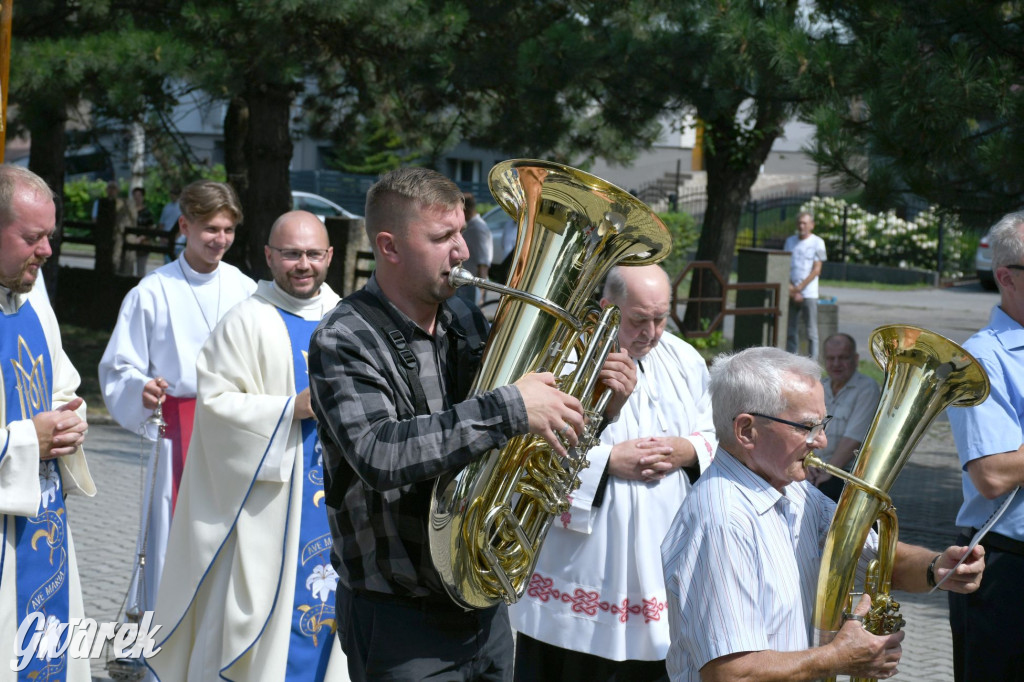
[949,533,1024,682]
[513,632,668,682]
[337,586,513,681]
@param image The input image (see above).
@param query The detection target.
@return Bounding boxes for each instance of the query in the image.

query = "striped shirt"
[660,448,877,680]
[308,275,529,598]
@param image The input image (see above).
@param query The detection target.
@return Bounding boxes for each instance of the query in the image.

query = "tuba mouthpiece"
[449,265,475,288]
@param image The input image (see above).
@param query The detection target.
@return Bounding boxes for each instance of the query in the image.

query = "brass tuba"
[804,325,989,682]
[429,159,671,609]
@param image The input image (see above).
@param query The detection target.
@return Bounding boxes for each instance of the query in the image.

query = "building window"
[447,159,480,183]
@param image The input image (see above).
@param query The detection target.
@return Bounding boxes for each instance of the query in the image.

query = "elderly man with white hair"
[661,346,986,681]
[511,264,716,681]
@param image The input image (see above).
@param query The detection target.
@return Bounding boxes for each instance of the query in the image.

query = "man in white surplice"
[98,180,256,615]
[510,264,716,681]
[148,211,347,680]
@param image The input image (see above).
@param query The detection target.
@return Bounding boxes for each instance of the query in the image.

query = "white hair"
[988,211,1024,274]
[709,346,822,443]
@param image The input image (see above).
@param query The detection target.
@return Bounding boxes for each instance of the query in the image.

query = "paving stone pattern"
[66,423,151,680]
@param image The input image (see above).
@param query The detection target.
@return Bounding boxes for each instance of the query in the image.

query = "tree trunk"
[224,96,248,195]
[682,108,785,335]
[27,101,67,302]
[27,103,67,199]
[236,83,293,280]
[222,95,249,272]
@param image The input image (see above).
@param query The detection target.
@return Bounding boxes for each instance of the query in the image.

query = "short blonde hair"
[179,180,243,225]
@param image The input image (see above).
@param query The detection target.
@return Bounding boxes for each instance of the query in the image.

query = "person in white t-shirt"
[784,212,827,359]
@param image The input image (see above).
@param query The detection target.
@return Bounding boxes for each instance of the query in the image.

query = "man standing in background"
[457,191,492,306]
[158,186,182,263]
[785,211,827,359]
[810,332,880,501]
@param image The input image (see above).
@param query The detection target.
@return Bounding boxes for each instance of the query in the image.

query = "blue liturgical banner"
[0,300,71,681]
[279,309,336,681]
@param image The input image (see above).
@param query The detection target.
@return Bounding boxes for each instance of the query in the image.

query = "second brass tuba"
[805,325,989,682]
[429,159,671,609]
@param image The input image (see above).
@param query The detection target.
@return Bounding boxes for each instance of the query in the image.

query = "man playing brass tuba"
[661,347,985,681]
[308,167,636,681]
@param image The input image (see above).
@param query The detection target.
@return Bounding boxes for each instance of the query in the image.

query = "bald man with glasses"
[148,211,346,679]
[661,346,985,681]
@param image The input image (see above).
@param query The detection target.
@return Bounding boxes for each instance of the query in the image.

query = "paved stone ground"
[65,422,151,680]
[885,417,963,682]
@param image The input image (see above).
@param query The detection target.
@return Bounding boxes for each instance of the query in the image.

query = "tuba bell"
[804,325,989,682]
[428,159,672,609]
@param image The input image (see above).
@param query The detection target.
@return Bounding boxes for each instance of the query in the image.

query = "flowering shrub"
[800,197,966,278]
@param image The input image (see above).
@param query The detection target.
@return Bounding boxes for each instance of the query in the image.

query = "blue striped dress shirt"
[661,447,877,680]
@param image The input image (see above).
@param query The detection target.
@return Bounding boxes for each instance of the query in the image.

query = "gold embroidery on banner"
[11,335,49,419]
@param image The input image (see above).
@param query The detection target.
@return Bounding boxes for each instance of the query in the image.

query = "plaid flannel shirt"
[309,276,528,598]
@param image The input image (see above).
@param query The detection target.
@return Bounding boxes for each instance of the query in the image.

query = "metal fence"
[673,188,979,277]
[290,169,981,279]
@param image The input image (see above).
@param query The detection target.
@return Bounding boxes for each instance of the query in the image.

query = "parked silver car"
[976,224,996,290]
[291,190,361,220]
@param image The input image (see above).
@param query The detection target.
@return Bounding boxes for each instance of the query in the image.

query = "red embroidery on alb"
[691,430,714,456]
[525,572,666,624]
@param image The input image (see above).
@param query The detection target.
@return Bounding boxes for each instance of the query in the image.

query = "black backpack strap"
[441,297,487,402]
[345,289,430,416]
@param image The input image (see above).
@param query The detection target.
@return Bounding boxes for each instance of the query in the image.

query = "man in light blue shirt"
[662,346,985,681]
[947,210,1024,682]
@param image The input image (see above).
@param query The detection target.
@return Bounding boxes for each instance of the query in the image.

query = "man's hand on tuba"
[514,371,584,458]
[829,593,905,680]
[595,350,637,423]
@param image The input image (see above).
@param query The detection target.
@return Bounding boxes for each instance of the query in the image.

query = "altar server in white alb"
[98,180,256,613]
[147,211,345,680]
[0,164,94,680]
[511,264,716,681]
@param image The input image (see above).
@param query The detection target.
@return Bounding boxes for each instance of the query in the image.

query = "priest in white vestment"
[98,180,256,616]
[0,166,94,681]
[510,265,716,681]
[148,212,347,680]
